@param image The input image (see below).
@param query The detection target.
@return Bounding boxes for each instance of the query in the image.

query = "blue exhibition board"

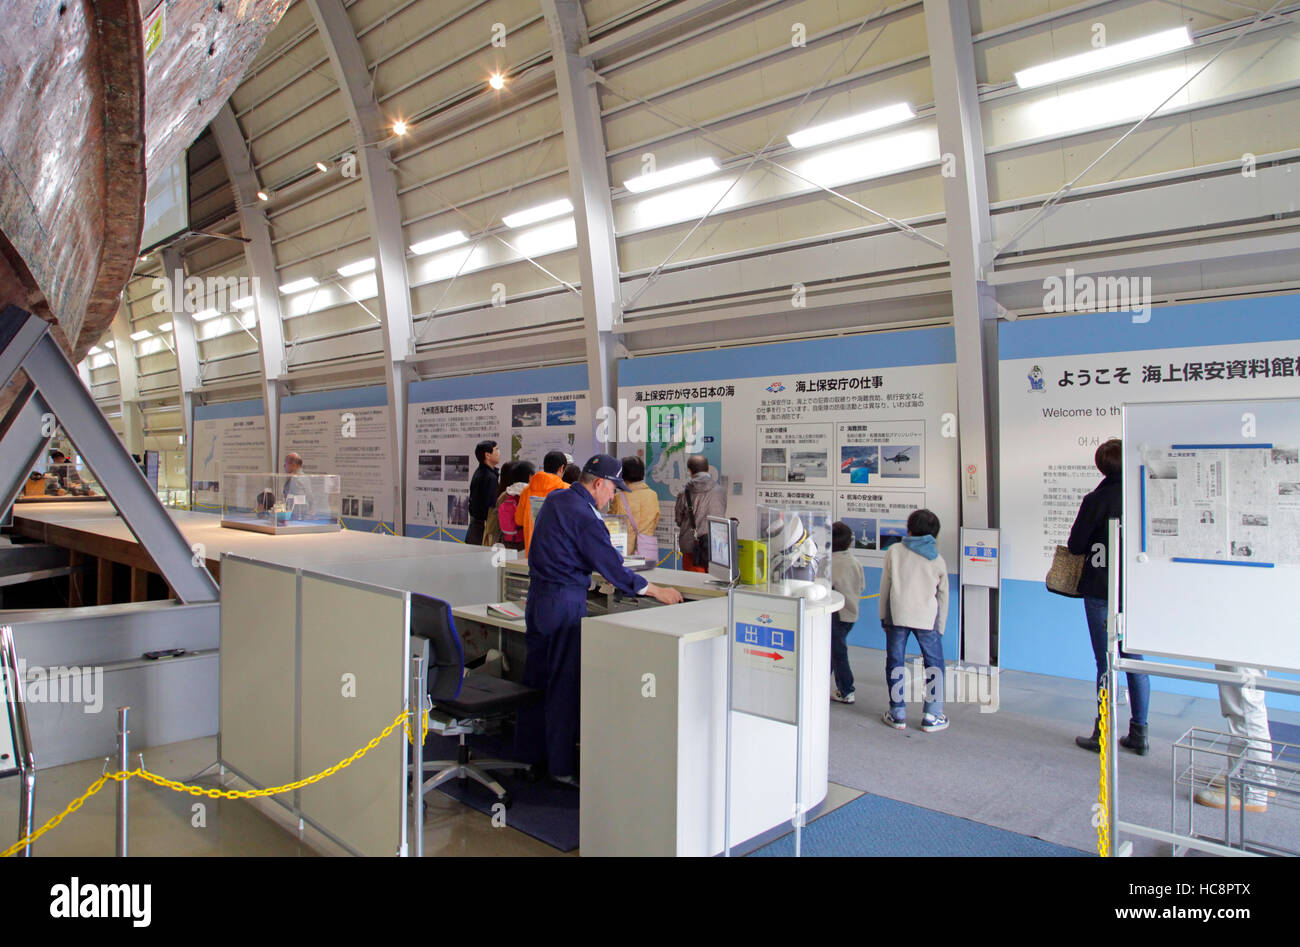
[280,385,395,533]
[999,300,1300,709]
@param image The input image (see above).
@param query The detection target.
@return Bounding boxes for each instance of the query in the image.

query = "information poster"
[997,298,1300,694]
[405,366,592,539]
[616,329,960,571]
[280,387,394,526]
[191,400,267,512]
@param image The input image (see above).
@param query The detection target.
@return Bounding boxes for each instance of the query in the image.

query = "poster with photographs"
[756,423,832,486]
[835,490,927,559]
[279,387,394,524]
[404,367,592,536]
[836,420,925,487]
[191,401,268,512]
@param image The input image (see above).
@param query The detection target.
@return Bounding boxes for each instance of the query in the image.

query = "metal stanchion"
[410,655,425,859]
[116,706,130,857]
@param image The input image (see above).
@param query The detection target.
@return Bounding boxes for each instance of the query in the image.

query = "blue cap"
[582,453,630,491]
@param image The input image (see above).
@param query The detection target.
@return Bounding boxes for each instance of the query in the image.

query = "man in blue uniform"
[518,454,683,786]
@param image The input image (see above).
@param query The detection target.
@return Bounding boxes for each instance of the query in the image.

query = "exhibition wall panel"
[405,365,594,540]
[279,385,396,532]
[191,399,268,513]
[998,297,1300,708]
[617,327,961,662]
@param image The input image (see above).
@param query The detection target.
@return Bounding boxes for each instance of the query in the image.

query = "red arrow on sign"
[745,649,783,661]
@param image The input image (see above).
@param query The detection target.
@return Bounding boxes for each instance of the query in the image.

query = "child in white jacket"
[879,509,950,732]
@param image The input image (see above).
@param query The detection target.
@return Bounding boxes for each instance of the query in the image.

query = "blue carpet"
[1270,720,1300,766]
[420,731,579,852]
[749,791,1091,857]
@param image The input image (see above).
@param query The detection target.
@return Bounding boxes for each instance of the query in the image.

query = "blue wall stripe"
[998,296,1300,359]
[281,385,388,413]
[409,364,588,403]
[619,326,956,387]
[194,399,263,421]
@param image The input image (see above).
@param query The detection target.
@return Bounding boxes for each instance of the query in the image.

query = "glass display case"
[754,505,833,599]
[602,513,631,558]
[220,473,342,534]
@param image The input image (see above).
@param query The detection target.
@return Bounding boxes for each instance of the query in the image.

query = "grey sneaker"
[921,712,949,732]
[831,688,855,704]
[882,710,906,729]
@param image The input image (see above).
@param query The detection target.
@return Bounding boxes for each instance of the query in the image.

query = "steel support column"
[211,103,289,472]
[161,247,202,460]
[543,0,622,451]
[924,0,997,665]
[0,307,218,602]
[309,0,415,527]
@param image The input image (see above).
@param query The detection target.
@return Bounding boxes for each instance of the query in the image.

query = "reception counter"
[579,589,844,856]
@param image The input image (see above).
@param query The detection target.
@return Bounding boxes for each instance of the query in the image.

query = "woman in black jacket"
[1068,438,1150,754]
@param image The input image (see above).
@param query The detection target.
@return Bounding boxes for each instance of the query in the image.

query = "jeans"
[884,625,944,718]
[1084,595,1149,727]
[830,616,854,696]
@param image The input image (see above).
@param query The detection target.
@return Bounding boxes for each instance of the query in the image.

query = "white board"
[1123,398,1300,672]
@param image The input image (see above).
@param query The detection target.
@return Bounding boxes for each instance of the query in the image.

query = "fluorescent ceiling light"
[193,308,220,321]
[279,277,319,294]
[158,322,172,332]
[787,103,915,149]
[409,231,469,255]
[511,218,577,258]
[337,257,376,277]
[1015,26,1193,89]
[503,198,573,229]
[88,346,102,355]
[624,158,721,194]
[232,296,255,310]
[130,329,152,341]
[103,340,114,349]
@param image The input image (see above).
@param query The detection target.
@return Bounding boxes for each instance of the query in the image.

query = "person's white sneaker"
[831,688,855,704]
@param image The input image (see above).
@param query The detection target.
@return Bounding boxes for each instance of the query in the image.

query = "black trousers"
[464,516,486,546]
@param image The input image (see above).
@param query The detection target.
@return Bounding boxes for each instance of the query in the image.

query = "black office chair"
[411,594,540,808]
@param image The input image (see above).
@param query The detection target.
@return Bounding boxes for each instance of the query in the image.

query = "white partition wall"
[219,558,298,793]
[298,575,408,858]
[219,554,415,856]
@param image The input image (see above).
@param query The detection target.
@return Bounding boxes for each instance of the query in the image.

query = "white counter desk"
[580,588,844,856]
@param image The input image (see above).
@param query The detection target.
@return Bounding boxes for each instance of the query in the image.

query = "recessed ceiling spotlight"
[393,120,408,136]
[489,73,505,91]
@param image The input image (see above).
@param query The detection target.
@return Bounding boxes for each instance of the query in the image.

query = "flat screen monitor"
[707,515,738,585]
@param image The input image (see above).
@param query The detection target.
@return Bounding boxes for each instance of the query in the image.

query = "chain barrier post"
[115,706,129,857]
[409,654,425,859]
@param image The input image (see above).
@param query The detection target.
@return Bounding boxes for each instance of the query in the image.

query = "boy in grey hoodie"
[879,509,950,732]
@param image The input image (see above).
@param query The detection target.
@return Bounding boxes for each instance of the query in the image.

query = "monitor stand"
[706,576,737,588]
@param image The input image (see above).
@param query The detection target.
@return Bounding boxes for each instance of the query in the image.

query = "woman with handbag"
[1067,438,1150,755]
[612,455,660,563]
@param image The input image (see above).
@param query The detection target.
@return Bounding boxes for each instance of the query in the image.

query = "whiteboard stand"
[1109,398,1300,857]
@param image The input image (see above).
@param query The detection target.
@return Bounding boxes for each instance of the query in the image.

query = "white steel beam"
[309,0,415,525]
[580,0,738,61]
[211,103,289,473]
[924,0,997,666]
[161,247,202,460]
[543,0,622,451]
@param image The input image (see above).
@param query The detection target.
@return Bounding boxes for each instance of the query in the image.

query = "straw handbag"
[1045,545,1085,598]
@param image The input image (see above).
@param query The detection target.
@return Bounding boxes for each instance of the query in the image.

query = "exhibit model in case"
[756,505,832,599]
[220,473,343,534]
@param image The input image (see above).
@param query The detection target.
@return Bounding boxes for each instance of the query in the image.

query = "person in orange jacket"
[517,450,570,555]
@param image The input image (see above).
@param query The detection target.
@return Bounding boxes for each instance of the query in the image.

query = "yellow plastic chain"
[1096,686,1110,857]
[2,707,429,858]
